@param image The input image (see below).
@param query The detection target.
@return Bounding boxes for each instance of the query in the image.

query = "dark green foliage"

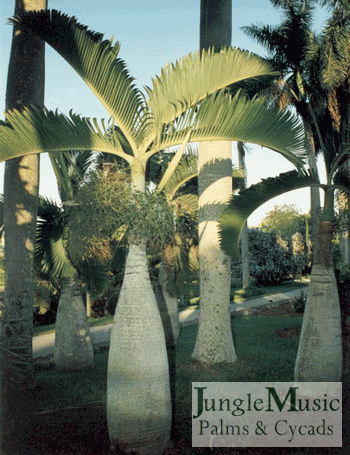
[66,167,175,262]
[259,203,309,238]
[291,291,307,313]
[248,228,298,286]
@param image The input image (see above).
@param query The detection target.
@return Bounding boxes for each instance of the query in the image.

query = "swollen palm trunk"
[54,279,94,370]
[107,241,171,455]
[294,221,342,381]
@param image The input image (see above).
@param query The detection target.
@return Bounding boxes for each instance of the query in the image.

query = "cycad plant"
[0,10,306,454]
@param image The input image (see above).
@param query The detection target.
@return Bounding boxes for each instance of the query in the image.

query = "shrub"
[247,229,298,286]
[291,291,306,313]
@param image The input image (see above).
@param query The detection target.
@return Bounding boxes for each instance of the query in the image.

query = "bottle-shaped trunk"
[107,241,171,455]
[294,221,342,381]
[54,279,94,371]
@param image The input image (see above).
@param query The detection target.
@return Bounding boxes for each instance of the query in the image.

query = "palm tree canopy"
[0,9,307,170]
[219,169,321,258]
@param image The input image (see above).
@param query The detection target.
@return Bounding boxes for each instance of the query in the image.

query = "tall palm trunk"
[192,0,237,364]
[0,0,46,452]
[294,203,342,381]
[107,163,171,455]
[304,118,321,250]
[193,141,237,363]
[54,279,94,371]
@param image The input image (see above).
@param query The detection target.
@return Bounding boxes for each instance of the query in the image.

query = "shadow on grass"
[13,313,349,454]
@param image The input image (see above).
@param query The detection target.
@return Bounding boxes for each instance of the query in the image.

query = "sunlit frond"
[162,146,198,200]
[146,46,278,133]
[219,169,321,259]
[159,91,306,168]
[10,9,146,150]
[0,106,131,162]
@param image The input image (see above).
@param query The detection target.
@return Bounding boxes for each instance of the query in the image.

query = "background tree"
[0,1,47,452]
[259,203,310,239]
[220,163,347,381]
[243,0,322,246]
[0,10,306,454]
[293,0,350,381]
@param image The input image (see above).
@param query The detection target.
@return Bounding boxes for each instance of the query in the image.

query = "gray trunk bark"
[54,279,94,371]
[193,141,237,363]
[0,1,47,452]
[200,0,232,50]
[294,221,342,381]
[107,241,171,455]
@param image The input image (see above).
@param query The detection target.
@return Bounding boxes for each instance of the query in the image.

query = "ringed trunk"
[1,1,47,452]
[294,221,342,381]
[192,141,237,364]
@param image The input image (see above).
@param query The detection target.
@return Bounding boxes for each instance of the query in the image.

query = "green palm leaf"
[49,150,95,202]
[36,197,77,279]
[146,46,279,130]
[219,169,321,259]
[174,193,198,219]
[160,91,306,167]
[162,145,198,200]
[0,106,129,162]
[10,9,146,152]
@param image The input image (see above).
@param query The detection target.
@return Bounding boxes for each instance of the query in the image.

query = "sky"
[0,0,329,226]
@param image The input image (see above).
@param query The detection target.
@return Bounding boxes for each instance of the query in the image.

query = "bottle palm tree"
[35,151,96,371]
[0,1,46,453]
[0,10,306,455]
[220,162,348,381]
[293,0,350,380]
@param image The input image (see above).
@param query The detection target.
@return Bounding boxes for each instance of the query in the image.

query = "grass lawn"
[27,311,349,455]
[33,313,114,336]
[32,279,308,337]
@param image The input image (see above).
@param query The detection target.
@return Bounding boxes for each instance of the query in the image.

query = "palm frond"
[219,169,321,258]
[78,261,113,300]
[49,150,96,202]
[146,46,279,134]
[36,197,77,279]
[161,145,198,200]
[160,91,306,167]
[0,106,130,162]
[174,193,198,219]
[10,9,146,151]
